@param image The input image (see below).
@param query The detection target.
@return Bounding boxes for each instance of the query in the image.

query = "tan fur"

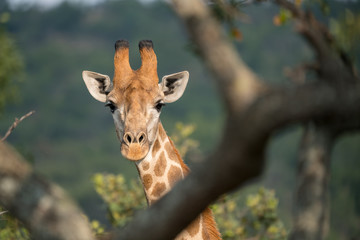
[113,44,132,89]
[187,216,201,237]
[157,125,221,240]
[151,182,166,198]
[138,46,158,80]
[152,139,161,158]
[142,174,153,190]
[158,123,167,141]
[113,41,158,91]
[167,138,190,175]
[124,143,145,161]
[105,41,221,239]
[154,152,167,177]
[201,207,222,240]
[142,161,150,171]
[167,166,182,188]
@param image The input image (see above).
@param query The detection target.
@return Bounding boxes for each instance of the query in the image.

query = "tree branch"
[0,141,94,240]
[112,1,360,239]
[275,0,356,82]
[172,0,265,113]
[0,2,357,240]
[114,79,360,240]
[1,110,35,141]
[290,124,334,240]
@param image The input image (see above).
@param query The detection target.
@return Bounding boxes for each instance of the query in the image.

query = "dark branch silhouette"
[0,1,358,240]
[113,1,360,239]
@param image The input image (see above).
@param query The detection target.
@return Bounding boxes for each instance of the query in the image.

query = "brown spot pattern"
[159,124,167,142]
[165,142,179,162]
[187,216,201,237]
[152,139,161,158]
[142,174,153,190]
[167,166,182,188]
[142,161,150,171]
[151,182,166,198]
[154,152,167,177]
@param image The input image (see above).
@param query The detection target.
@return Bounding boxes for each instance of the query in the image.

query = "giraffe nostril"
[137,132,147,145]
[124,133,133,145]
[124,132,146,145]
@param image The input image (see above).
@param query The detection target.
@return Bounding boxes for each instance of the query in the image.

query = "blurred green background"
[0,0,359,239]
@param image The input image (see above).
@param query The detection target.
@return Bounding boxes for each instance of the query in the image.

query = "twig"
[0,210,8,215]
[1,111,35,141]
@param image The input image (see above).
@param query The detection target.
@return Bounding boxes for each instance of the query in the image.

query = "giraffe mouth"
[121,142,149,161]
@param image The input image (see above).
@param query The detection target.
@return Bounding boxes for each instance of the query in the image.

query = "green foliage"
[92,173,146,227]
[0,12,23,114]
[92,171,287,239]
[0,207,30,240]
[210,0,247,42]
[1,1,358,239]
[0,11,27,237]
[170,122,199,158]
[330,9,360,60]
[212,187,287,240]
[92,124,286,239]
[90,219,106,238]
[273,8,293,26]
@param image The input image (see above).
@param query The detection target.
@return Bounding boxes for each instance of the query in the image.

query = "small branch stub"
[1,110,35,141]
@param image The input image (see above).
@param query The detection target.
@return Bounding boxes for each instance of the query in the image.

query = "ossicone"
[139,40,153,50]
[138,40,158,82]
[113,39,132,88]
[115,39,130,50]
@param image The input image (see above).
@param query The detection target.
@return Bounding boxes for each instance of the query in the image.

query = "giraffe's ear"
[82,70,112,103]
[160,71,189,103]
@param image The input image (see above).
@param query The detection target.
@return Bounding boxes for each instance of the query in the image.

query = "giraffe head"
[82,40,189,161]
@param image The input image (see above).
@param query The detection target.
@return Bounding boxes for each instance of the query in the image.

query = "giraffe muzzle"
[123,131,147,145]
[121,131,149,161]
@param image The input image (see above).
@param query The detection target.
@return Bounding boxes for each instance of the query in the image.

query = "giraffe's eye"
[105,101,117,113]
[155,102,165,112]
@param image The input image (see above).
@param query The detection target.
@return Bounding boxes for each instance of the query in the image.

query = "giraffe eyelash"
[155,101,165,112]
[105,101,117,113]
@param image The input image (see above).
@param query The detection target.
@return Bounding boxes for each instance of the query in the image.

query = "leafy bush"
[0,207,30,240]
[0,12,23,114]
[92,173,146,228]
[92,123,287,239]
[92,171,287,239]
[170,121,199,158]
[212,188,287,240]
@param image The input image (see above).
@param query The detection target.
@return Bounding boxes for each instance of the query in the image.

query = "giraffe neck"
[135,122,222,240]
[136,122,188,205]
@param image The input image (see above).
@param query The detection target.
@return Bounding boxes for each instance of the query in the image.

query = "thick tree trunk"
[0,141,94,240]
[1,1,358,240]
[112,1,360,239]
[290,125,333,240]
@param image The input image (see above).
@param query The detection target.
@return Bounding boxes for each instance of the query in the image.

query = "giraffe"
[82,39,221,240]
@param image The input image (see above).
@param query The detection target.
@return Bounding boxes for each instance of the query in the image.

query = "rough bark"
[112,1,360,240]
[172,0,265,113]
[115,0,360,238]
[275,1,359,239]
[1,1,358,240]
[0,141,94,240]
[290,125,333,240]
